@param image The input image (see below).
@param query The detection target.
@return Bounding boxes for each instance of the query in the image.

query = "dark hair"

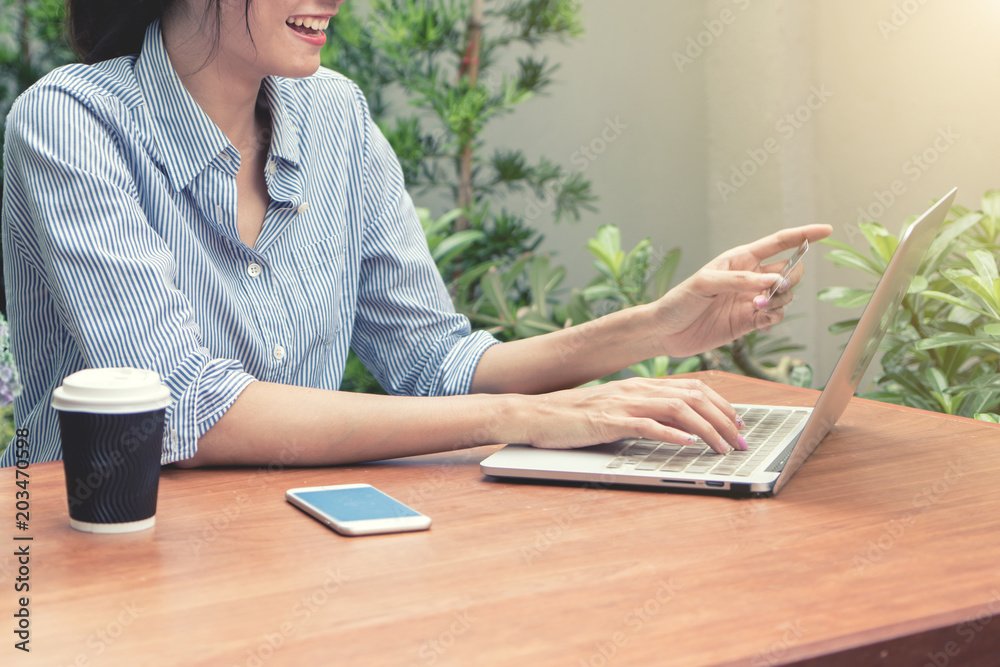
[66,0,252,66]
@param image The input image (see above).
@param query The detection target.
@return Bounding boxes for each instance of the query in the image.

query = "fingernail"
[779,278,791,293]
[719,441,733,454]
[737,435,748,451]
[736,416,746,430]
[754,295,769,309]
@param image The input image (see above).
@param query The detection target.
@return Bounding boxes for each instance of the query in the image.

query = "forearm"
[179,381,525,467]
[470,303,663,394]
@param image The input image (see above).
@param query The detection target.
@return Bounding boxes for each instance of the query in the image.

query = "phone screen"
[292,486,422,522]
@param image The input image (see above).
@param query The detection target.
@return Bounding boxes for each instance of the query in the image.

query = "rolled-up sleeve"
[2,83,255,465]
[350,103,499,397]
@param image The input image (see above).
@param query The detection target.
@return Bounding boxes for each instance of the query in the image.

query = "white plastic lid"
[51,368,172,414]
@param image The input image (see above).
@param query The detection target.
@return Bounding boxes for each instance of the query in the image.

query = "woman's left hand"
[651,224,833,358]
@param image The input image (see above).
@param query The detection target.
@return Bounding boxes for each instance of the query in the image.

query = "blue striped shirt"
[1,20,498,466]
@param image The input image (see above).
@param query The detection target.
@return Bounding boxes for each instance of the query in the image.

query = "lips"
[285,15,331,47]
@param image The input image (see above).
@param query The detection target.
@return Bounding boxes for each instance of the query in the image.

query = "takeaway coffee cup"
[51,368,171,533]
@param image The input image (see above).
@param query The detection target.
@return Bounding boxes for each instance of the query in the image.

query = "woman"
[0,0,830,468]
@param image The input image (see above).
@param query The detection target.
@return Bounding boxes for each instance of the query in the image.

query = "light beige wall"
[704,0,1000,382]
[481,0,711,290]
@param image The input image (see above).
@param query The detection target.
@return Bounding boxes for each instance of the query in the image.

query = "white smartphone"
[285,484,432,536]
[766,239,809,300]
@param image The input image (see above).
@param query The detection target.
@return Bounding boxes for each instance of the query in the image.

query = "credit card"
[766,240,809,300]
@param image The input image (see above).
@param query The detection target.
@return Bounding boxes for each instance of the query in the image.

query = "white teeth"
[286,16,330,31]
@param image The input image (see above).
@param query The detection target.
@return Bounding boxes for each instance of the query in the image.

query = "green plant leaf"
[968,249,1000,284]
[828,318,860,335]
[921,290,993,318]
[924,212,984,270]
[824,248,885,276]
[432,229,485,264]
[587,225,624,278]
[860,222,898,264]
[513,309,562,338]
[925,367,950,395]
[564,290,593,328]
[788,364,813,388]
[818,286,873,308]
[480,267,515,324]
[982,189,1000,222]
[674,357,702,374]
[651,247,681,298]
[975,413,1000,424]
[907,276,929,294]
[915,332,1000,354]
[527,255,566,317]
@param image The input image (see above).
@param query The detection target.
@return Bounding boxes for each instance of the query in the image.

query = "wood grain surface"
[2,371,999,667]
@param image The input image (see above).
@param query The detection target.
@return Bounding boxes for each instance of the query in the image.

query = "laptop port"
[705,481,726,488]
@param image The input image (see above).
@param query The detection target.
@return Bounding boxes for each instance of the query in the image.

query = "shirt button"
[296,202,309,214]
[247,262,262,278]
[267,161,277,175]
[272,345,286,361]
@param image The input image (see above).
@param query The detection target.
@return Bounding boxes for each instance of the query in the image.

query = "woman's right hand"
[515,377,747,454]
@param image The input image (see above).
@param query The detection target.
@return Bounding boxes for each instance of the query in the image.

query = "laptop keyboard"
[604,407,810,478]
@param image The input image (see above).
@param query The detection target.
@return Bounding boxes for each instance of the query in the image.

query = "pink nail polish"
[737,435,748,451]
[754,296,769,309]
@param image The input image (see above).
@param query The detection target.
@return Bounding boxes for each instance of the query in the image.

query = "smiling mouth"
[286,16,331,36]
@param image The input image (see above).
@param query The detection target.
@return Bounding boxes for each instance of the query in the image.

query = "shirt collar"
[260,77,301,168]
[135,20,303,191]
[135,20,228,191]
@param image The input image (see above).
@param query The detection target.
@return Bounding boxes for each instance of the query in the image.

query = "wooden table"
[3,371,1000,666]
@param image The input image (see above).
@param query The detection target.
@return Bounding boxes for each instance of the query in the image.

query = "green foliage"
[819,191,1000,421]
[321,0,597,274]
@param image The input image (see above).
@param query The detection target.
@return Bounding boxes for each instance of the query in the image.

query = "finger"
[692,268,785,298]
[754,253,810,308]
[754,305,785,330]
[628,420,708,448]
[743,224,832,263]
[645,380,746,453]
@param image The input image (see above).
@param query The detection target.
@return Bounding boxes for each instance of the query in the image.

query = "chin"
[282,60,323,79]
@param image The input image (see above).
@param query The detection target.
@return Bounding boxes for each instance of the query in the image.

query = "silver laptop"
[481,188,958,497]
